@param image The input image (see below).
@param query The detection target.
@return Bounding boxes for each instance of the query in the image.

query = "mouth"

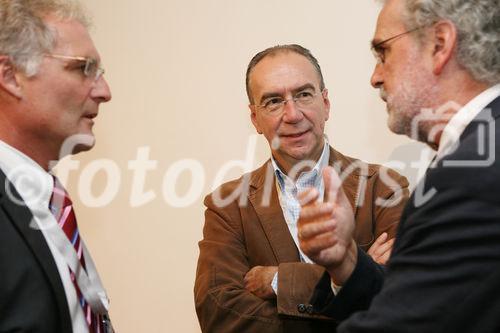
[280,129,310,139]
[379,87,388,102]
[83,113,98,120]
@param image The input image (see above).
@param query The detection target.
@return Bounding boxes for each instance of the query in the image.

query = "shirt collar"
[436,83,500,162]
[0,140,54,210]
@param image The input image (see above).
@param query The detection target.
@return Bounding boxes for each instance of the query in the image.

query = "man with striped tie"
[0,1,112,332]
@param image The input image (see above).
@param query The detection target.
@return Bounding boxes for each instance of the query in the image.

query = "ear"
[431,20,457,76]
[322,88,330,121]
[249,104,263,134]
[0,56,23,99]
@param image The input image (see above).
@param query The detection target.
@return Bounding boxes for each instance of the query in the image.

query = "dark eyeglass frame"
[371,27,422,64]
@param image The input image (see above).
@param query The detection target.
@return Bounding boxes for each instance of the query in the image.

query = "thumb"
[323,166,342,204]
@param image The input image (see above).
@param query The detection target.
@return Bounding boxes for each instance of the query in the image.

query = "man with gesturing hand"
[298,0,500,332]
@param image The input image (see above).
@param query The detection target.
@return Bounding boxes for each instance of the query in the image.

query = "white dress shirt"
[434,84,500,164]
[0,140,89,333]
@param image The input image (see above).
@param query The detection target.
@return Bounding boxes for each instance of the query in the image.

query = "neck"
[0,137,57,171]
[0,128,58,172]
[422,76,491,150]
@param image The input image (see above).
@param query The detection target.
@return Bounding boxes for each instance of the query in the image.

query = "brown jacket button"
[297,304,307,313]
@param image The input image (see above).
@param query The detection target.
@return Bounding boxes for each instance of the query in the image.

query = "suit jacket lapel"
[0,171,72,330]
[248,161,301,263]
[329,147,366,216]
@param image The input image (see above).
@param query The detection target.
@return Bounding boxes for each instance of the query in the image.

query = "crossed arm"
[243,232,394,300]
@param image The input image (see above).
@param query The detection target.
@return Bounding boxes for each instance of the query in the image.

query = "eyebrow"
[258,83,317,105]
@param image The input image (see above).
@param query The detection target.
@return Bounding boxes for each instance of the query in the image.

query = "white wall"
[63,1,426,332]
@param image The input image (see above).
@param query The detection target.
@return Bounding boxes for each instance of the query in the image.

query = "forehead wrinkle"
[255,67,317,99]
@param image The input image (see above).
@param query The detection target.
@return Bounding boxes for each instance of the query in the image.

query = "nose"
[281,98,304,123]
[91,76,112,103]
[370,62,383,89]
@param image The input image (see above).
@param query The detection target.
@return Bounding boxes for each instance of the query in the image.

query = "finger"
[370,238,395,259]
[300,232,338,255]
[374,232,388,246]
[299,202,334,222]
[243,267,257,283]
[298,187,320,206]
[323,166,342,204]
[375,244,394,265]
[243,273,250,285]
[377,238,395,256]
[299,219,337,240]
[368,232,388,255]
[378,247,393,264]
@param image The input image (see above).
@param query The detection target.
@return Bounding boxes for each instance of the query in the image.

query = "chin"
[73,141,95,154]
[57,133,96,158]
[387,118,402,135]
[286,147,316,162]
[387,109,407,135]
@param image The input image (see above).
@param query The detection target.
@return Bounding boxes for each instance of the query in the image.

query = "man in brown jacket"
[194,44,409,332]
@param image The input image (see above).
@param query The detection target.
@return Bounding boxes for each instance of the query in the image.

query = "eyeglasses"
[254,89,323,117]
[44,54,105,81]
[371,27,422,64]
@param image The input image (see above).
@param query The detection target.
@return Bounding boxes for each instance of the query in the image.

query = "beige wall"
[62,1,425,332]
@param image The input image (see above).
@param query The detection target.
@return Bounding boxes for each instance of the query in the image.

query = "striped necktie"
[49,176,103,333]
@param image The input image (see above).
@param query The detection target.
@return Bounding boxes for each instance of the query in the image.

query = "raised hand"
[297,166,358,285]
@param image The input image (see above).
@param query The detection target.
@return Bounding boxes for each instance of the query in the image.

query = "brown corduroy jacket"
[194,147,409,333]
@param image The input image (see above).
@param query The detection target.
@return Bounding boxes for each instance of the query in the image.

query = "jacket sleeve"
[313,164,500,332]
[194,193,282,333]
[276,262,334,319]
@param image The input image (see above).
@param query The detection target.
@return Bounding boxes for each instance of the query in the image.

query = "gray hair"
[401,0,500,85]
[0,0,90,77]
[245,44,326,104]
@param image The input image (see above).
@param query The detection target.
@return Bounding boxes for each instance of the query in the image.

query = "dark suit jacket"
[0,170,72,332]
[312,96,500,332]
[195,147,409,333]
